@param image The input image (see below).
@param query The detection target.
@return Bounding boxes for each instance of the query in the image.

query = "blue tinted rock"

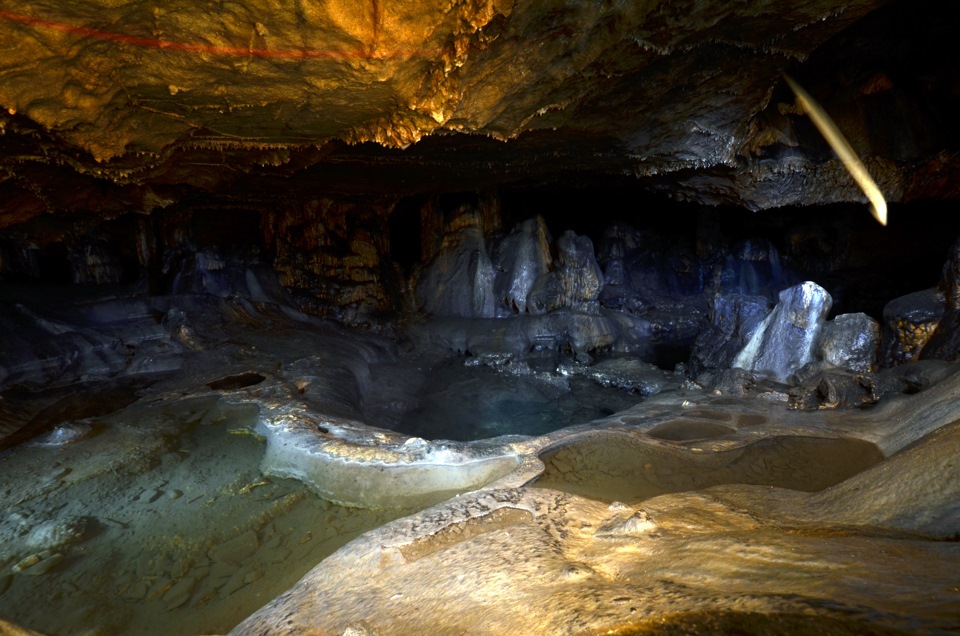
[601,309,654,355]
[713,239,792,301]
[489,217,552,316]
[416,311,620,358]
[689,293,771,378]
[530,310,618,354]
[819,312,880,373]
[597,223,642,287]
[733,281,832,383]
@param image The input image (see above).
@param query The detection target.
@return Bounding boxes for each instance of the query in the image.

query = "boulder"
[818,312,880,373]
[732,281,832,383]
[881,289,942,366]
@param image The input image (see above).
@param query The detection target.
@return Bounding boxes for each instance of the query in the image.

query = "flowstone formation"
[232,383,960,635]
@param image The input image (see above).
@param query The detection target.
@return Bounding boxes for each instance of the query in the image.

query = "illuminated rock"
[231,369,960,635]
[256,411,522,509]
[881,289,942,366]
[733,281,832,383]
[689,293,771,379]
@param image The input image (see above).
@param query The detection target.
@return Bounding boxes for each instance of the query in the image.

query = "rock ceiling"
[0,0,958,229]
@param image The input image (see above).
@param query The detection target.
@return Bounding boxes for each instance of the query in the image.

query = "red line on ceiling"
[0,8,427,59]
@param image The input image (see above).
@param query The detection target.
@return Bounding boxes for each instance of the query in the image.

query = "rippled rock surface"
[3,247,960,634]
[232,380,960,634]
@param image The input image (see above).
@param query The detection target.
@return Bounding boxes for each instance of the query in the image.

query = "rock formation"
[732,281,833,383]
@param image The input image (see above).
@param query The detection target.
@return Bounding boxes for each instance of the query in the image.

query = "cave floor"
[0,292,958,635]
[0,396,413,635]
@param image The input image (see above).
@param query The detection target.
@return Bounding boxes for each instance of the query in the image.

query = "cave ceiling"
[0,0,958,229]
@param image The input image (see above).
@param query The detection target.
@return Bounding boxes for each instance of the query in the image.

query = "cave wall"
[1,0,960,353]
[4,186,959,338]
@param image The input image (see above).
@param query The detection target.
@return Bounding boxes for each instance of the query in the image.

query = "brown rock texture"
[2,0,956,226]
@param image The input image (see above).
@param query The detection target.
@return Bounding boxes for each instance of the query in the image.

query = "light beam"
[784,74,887,226]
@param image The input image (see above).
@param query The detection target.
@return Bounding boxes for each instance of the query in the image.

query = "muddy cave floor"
[0,292,959,635]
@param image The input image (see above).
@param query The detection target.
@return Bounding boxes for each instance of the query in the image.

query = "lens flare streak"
[784,74,888,226]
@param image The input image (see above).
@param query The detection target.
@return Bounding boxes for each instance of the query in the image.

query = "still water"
[0,396,413,635]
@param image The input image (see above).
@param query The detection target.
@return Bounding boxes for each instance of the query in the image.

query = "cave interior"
[1,0,960,634]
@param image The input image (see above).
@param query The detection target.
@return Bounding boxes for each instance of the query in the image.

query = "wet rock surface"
[732,281,833,383]
[1,272,959,633]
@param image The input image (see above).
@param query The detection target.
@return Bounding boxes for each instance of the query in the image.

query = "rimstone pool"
[2,291,957,635]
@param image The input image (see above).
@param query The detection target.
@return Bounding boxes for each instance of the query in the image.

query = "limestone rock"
[23,516,88,551]
[578,358,672,396]
[733,281,832,383]
[881,289,943,366]
[489,217,552,316]
[818,312,880,373]
[267,200,397,326]
[416,214,496,318]
[555,231,603,313]
[29,422,94,446]
[713,239,793,300]
[526,271,565,316]
[11,550,64,576]
[597,223,643,287]
[689,293,771,379]
[788,368,878,410]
